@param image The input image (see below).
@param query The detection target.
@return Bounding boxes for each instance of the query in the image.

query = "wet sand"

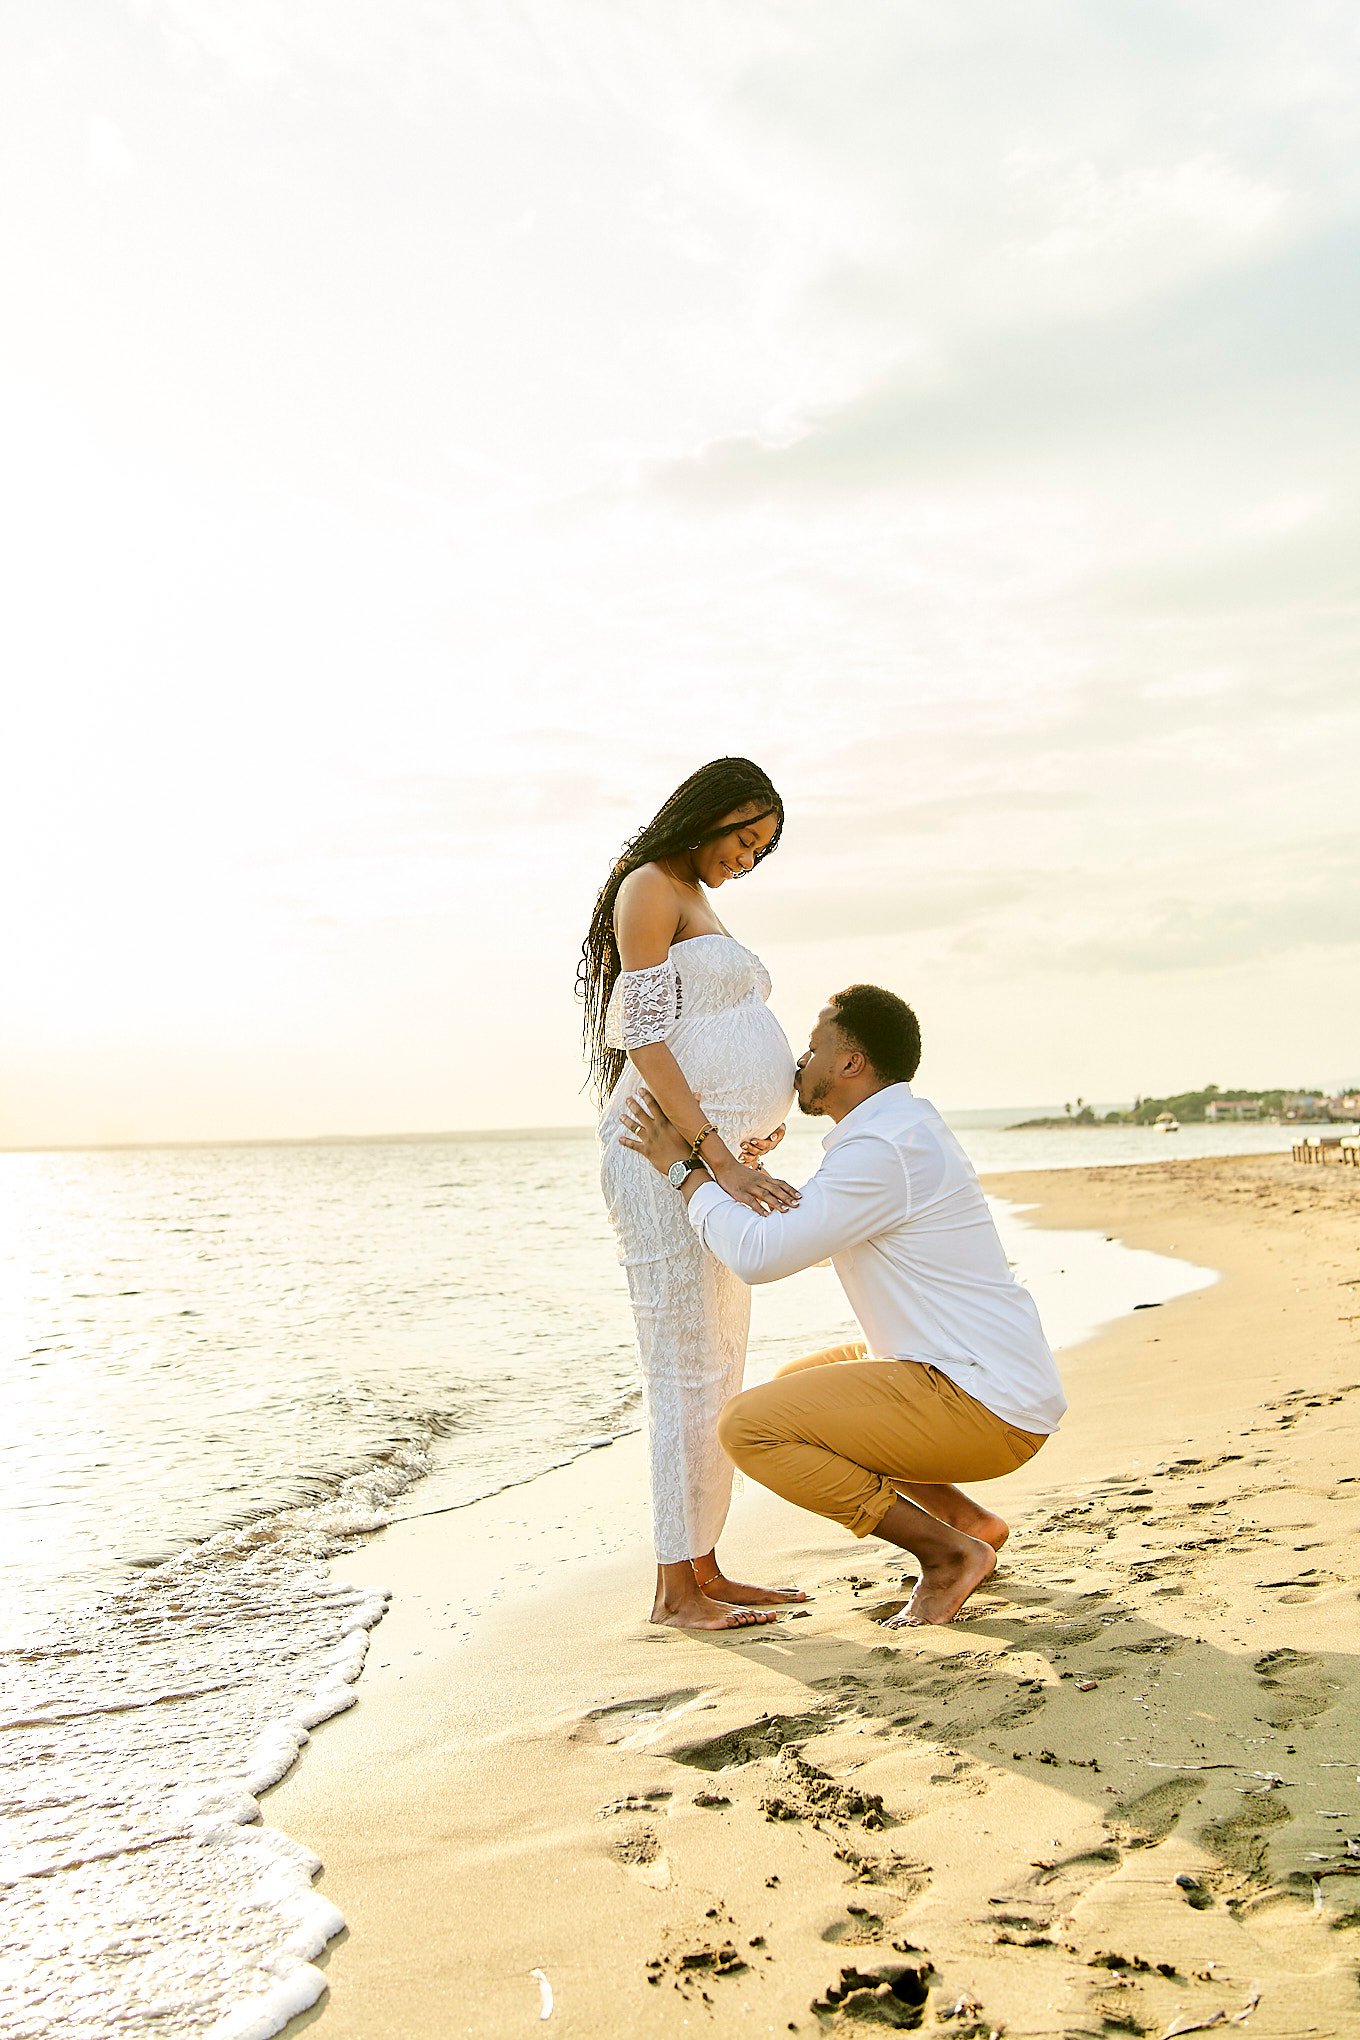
[272,1153,1360,2039]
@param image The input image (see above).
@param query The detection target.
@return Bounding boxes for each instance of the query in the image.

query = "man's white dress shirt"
[687,1082,1067,1435]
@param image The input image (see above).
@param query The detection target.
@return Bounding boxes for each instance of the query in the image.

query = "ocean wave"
[0,1455,416,2040]
[0,1375,648,2040]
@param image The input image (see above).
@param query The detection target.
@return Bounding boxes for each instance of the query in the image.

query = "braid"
[576,756,783,1102]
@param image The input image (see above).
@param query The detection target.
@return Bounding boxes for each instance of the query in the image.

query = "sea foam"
[0,1456,414,2040]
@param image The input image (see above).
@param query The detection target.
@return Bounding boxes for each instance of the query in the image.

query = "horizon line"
[0,1101,1133,1160]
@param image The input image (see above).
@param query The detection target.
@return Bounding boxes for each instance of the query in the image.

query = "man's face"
[794,1010,845,1116]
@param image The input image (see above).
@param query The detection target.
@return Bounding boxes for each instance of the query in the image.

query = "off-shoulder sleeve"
[605,960,684,1050]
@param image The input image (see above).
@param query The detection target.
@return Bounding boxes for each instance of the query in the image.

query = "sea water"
[0,1117,1274,2035]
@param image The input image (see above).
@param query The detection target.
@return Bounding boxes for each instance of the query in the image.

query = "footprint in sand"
[605,1822,673,1888]
[1025,1841,1121,1904]
[1200,1785,1291,1899]
[927,1755,989,1795]
[1253,1647,1337,1728]
[810,1960,935,2029]
[644,1901,766,2001]
[1110,1635,1185,1658]
[1273,1574,1343,1604]
[579,1687,717,1750]
[1106,1774,1207,1849]
[988,1683,1050,1731]
[1022,1616,1107,1648]
[759,1746,895,1830]
[839,1850,932,1904]
[821,1903,895,1946]
[669,1706,838,1771]
[597,1789,671,1817]
[818,1855,934,1947]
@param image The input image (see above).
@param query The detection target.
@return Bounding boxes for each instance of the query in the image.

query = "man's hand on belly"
[618,1088,691,1174]
[619,1091,800,1214]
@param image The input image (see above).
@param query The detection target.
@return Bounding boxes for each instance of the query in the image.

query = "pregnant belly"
[675,1005,797,1147]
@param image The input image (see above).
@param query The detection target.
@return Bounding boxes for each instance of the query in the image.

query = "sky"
[3,1,1358,1147]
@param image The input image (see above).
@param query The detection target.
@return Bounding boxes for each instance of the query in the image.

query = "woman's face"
[691,802,780,888]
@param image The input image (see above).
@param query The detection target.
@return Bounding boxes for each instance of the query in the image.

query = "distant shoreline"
[1007,1115,1350,1131]
[1011,1083,1358,1132]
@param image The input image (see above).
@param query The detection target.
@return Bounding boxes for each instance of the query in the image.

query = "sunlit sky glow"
[3,2,1358,1146]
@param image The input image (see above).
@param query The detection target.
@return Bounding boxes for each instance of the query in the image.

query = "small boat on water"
[1154,1112,1180,1133]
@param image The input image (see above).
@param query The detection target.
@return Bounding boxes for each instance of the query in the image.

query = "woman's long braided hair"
[577,756,784,1103]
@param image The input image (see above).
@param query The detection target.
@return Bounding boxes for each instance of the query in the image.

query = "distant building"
[1283,1093,1327,1121]
[1329,1093,1360,1121]
[1205,1098,1263,1121]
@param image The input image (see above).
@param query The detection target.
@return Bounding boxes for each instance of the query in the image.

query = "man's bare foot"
[695,1571,809,1608]
[882,1536,996,1628]
[650,1584,778,1631]
[899,1482,1009,1551]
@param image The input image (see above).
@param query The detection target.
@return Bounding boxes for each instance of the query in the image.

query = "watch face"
[667,1159,689,1187]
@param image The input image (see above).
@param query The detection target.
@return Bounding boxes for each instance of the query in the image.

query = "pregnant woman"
[580,756,807,1630]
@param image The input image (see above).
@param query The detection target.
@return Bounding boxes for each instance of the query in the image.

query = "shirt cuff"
[686,1178,727,1230]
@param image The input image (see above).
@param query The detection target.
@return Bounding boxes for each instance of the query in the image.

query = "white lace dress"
[599,934,796,1562]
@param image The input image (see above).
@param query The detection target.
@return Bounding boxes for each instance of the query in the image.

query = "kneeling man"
[619,986,1066,1627]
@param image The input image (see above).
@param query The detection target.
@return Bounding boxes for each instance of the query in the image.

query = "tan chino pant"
[717,1341,1045,1539]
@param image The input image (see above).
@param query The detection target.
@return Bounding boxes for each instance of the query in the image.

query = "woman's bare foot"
[898,1481,1009,1551]
[883,1536,996,1628]
[650,1583,777,1631]
[691,1553,808,1608]
[696,1572,809,1608]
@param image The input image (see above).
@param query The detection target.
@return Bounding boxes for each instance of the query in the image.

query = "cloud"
[802,787,1088,838]
[748,831,1360,980]
[1008,148,1285,264]
[993,834,1360,976]
[750,871,1037,946]
[1052,866,1360,974]
[86,114,134,182]
[1081,495,1360,619]
[650,218,1360,505]
[378,766,640,843]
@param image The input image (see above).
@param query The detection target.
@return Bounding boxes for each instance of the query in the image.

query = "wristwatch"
[667,1156,704,1190]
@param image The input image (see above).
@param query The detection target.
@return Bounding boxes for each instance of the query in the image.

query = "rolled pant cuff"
[848,1478,900,1540]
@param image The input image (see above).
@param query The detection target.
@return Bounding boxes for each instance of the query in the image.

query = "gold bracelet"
[689,1122,717,1163]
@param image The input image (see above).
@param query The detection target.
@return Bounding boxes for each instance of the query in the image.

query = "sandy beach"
[270,1153,1360,2040]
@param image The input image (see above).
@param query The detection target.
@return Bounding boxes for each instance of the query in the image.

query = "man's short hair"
[828,984,921,1083]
